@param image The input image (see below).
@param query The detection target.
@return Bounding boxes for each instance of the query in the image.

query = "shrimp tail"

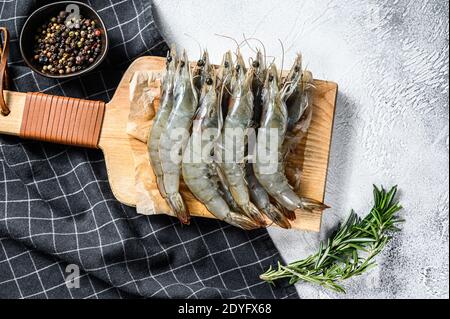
[242,203,267,226]
[273,200,296,220]
[167,193,190,224]
[299,197,330,212]
[224,212,261,230]
[263,204,291,229]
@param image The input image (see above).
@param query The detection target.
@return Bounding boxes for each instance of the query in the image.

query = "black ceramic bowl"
[20,1,108,79]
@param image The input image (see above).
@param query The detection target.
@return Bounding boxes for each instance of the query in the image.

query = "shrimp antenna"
[267,56,276,70]
[281,79,294,97]
[184,32,203,59]
[302,62,317,90]
[278,39,285,79]
[242,33,257,54]
[304,61,310,71]
[214,33,244,54]
[242,35,267,68]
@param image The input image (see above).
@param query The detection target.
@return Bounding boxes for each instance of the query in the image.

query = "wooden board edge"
[320,81,338,204]
[289,80,338,232]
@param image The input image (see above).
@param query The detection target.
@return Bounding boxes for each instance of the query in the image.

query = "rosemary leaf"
[260,185,403,293]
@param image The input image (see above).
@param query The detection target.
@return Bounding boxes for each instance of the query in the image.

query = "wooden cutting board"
[0,56,337,232]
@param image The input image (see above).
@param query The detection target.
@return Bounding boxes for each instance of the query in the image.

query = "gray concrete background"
[152,0,449,298]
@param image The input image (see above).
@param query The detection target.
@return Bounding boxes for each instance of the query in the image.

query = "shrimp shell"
[254,65,327,214]
[148,46,177,198]
[159,50,198,224]
[284,70,316,193]
[246,50,291,228]
[281,53,304,131]
[218,54,266,226]
[182,70,260,230]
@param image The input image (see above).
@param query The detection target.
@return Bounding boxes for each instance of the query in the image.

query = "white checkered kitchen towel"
[0,0,298,299]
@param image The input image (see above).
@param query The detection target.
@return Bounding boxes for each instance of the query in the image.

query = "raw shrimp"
[281,53,304,131]
[245,50,291,228]
[283,70,315,191]
[182,68,260,230]
[254,65,327,213]
[148,47,177,198]
[159,50,198,224]
[283,69,314,152]
[279,54,307,158]
[215,52,242,213]
[289,70,314,137]
[218,52,266,226]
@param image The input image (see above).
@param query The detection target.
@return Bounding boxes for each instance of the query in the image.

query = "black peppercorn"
[32,12,103,75]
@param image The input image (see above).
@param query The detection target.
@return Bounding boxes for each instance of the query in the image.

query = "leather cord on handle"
[20,92,105,148]
[0,27,10,116]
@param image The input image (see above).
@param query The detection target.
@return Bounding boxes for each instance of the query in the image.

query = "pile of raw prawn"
[147,45,328,230]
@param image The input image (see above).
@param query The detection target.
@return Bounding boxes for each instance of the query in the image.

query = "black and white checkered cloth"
[0,0,298,299]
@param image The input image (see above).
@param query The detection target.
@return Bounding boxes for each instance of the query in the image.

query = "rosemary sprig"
[260,185,403,293]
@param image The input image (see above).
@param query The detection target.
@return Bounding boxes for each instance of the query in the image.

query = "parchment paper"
[127,71,160,143]
[127,70,172,216]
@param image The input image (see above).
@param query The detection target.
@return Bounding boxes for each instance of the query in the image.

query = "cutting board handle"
[1,27,11,116]
[1,89,105,148]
